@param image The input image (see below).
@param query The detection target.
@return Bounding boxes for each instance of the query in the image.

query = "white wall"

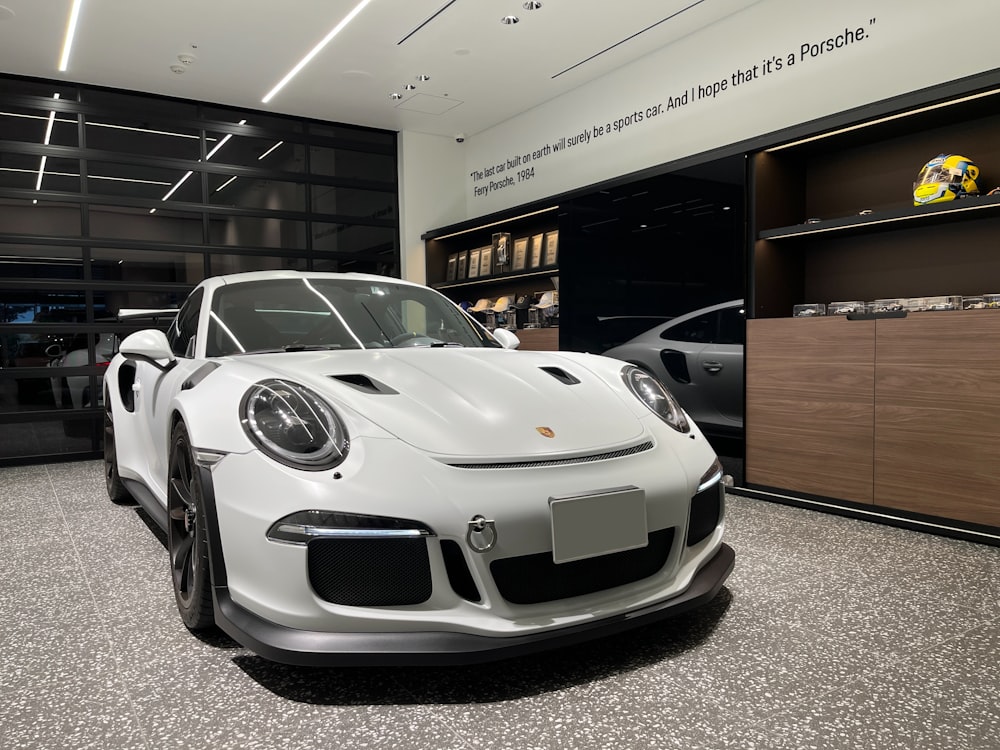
[396,130,465,284]
[397,0,1000,279]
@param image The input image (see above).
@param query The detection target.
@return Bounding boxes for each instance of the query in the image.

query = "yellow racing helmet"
[913,154,980,206]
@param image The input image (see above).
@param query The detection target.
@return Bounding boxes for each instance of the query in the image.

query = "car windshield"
[205,277,499,356]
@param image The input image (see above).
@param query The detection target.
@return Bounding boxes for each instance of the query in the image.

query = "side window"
[663,312,717,343]
[717,305,746,345]
[167,287,204,357]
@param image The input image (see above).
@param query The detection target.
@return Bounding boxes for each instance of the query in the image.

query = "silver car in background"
[601,300,744,436]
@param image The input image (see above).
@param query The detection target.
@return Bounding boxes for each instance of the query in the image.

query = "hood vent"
[329,374,398,395]
[540,366,581,385]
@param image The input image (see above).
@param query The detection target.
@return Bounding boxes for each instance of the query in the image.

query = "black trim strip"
[737,484,1000,547]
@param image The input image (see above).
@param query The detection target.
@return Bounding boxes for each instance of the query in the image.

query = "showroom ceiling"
[0,0,762,137]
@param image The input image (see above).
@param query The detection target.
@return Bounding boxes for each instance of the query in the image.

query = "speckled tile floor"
[2,460,999,750]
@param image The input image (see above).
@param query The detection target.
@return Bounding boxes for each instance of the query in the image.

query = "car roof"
[617,299,744,345]
[196,270,425,296]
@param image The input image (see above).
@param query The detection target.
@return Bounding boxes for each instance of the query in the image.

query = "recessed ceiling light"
[416,74,430,81]
[501,15,519,25]
[522,1,542,9]
[389,93,402,100]
[403,83,416,90]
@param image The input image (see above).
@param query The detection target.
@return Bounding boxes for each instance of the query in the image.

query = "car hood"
[239,348,646,458]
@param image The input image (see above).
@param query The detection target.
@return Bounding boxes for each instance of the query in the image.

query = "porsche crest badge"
[536,426,555,438]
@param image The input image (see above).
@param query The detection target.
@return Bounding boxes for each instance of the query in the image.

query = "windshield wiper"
[281,344,343,352]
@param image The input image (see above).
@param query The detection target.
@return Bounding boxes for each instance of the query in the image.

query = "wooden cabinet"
[746,316,875,505]
[745,73,1000,533]
[747,312,1000,528]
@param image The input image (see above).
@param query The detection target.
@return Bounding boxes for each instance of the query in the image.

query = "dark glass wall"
[0,75,399,465]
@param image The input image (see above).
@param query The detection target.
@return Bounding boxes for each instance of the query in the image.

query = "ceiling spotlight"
[177,53,196,65]
[389,92,402,100]
[416,74,430,81]
[404,84,416,90]
[501,15,519,24]
[522,1,542,9]
[170,65,186,74]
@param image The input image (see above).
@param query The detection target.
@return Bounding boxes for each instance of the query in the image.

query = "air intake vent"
[329,374,397,394]
[540,366,580,385]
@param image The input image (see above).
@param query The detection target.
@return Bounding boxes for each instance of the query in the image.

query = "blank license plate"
[550,486,647,564]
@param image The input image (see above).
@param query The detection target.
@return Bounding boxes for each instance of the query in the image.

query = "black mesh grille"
[490,528,674,605]
[440,539,482,603]
[687,482,723,546]
[308,537,431,606]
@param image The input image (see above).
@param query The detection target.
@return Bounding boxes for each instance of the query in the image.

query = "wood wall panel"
[745,317,875,504]
[515,327,559,351]
[874,311,1000,526]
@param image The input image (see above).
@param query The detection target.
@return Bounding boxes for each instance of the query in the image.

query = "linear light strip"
[258,141,283,160]
[766,88,1000,152]
[2,167,173,186]
[0,112,222,143]
[152,120,245,212]
[33,94,60,203]
[58,0,84,72]
[262,0,374,103]
[431,206,559,240]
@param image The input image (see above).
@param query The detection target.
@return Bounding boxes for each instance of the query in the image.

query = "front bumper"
[213,541,734,666]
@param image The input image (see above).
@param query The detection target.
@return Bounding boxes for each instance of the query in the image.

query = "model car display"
[601,300,744,437]
[103,270,734,666]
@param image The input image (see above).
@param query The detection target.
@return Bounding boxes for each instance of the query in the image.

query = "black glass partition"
[0,74,399,465]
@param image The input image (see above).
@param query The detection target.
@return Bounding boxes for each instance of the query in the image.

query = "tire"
[103,389,132,504]
[167,421,215,631]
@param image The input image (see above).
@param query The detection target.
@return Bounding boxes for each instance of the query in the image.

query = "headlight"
[241,379,349,470]
[622,366,690,433]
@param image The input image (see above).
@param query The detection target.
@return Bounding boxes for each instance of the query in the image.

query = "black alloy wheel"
[167,421,215,631]
[103,388,131,504]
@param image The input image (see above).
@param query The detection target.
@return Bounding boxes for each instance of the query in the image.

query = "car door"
[131,288,205,501]
[695,304,744,429]
[658,304,744,432]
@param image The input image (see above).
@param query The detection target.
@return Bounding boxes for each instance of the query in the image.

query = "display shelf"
[758,192,1000,241]
[432,268,556,291]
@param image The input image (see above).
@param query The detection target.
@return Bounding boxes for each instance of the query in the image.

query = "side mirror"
[120,329,177,371]
[492,328,520,350]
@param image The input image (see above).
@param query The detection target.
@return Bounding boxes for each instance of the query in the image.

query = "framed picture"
[467,248,481,279]
[544,230,559,267]
[456,250,468,280]
[528,233,544,268]
[512,237,528,271]
[446,253,458,281]
[479,244,493,277]
[492,232,512,274]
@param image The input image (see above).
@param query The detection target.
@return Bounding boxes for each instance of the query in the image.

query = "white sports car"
[104,270,733,666]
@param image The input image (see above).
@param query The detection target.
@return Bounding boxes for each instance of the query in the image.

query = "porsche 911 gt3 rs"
[103,270,733,666]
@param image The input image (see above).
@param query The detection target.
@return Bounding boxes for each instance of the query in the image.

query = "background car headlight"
[241,379,349,470]
[622,366,690,433]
